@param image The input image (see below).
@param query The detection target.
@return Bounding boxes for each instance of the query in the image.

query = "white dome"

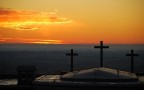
[61,67,138,82]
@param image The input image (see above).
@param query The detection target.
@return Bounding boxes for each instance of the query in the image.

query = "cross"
[66,49,78,72]
[94,41,109,67]
[126,49,139,73]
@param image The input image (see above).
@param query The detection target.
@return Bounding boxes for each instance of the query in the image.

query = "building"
[17,66,37,85]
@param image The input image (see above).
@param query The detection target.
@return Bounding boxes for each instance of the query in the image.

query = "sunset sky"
[0,0,144,44]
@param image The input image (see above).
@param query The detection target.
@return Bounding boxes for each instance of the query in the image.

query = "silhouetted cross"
[94,41,109,67]
[66,49,78,72]
[126,50,139,73]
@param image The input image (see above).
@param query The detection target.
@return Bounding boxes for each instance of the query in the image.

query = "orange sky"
[0,0,144,44]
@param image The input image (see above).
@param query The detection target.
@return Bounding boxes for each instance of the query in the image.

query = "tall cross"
[126,49,139,73]
[94,41,109,67]
[66,49,78,72]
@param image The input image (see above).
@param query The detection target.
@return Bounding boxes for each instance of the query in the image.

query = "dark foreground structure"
[0,41,144,90]
[0,67,144,90]
[0,84,144,90]
[34,68,144,90]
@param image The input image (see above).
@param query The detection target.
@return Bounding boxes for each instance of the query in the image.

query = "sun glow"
[0,0,144,44]
[0,20,73,30]
[0,38,63,44]
[32,40,63,44]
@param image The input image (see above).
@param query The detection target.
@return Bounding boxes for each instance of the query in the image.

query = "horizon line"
[0,43,144,45]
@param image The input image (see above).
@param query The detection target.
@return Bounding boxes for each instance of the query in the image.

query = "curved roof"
[60,67,138,82]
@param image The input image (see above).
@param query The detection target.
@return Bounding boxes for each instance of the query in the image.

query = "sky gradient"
[0,0,144,44]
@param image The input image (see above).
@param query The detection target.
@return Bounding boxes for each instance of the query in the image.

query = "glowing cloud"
[0,8,73,30]
[0,38,62,44]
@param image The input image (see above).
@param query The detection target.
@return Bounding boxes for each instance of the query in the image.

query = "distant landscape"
[0,44,143,75]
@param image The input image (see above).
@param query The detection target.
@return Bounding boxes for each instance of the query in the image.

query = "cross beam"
[66,49,78,72]
[94,41,109,67]
[126,49,139,73]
